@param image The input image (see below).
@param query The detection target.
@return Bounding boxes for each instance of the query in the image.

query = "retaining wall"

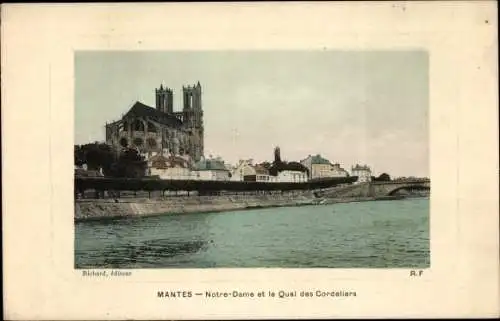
[75,194,319,221]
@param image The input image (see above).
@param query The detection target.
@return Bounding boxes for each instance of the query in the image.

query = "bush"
[374,173,391,181]
[75,176,358,193]
[74,142,115,174]
[109,148,147,178]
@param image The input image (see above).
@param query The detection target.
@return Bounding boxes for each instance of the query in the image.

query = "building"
[229,159,265,181]
[300,154,349,179]
[224,162,234,172]
[330,163,349,177]
[351,164,372,183]
[105,82,204,163]
[242,163,275,182]
[230,148,310,183]
[254,165,274,182]
[268,147,309,183]
[275,170,308,183]
[230,160,278,182]
[230,159,252,181]
[147,154,194,180]
[193,157,231,181]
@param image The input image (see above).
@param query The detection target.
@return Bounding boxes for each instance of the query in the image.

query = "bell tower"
[182,81,204,161]
[155,84,173,114]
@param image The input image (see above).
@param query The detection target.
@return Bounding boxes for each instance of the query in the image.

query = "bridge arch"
[386,184,430,196]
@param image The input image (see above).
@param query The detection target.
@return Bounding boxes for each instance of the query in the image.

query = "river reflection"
[75,213,215,268]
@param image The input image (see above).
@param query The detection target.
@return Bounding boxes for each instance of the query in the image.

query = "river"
[75,198,429,268]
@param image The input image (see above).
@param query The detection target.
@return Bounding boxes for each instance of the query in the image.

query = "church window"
[147,138,157,148]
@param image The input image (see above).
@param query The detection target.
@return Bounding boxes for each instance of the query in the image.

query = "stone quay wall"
[75,192,321,221]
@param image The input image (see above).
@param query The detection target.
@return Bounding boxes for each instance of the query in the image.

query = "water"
[75,198,430,268]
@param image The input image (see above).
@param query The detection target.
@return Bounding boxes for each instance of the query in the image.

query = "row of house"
[229,159,308,183]
[300,154,349,179]
[75,149,373,184]
[299,154,372,183]
[143,151,372,183]
[146,153,232,181]
[144,154,308,183]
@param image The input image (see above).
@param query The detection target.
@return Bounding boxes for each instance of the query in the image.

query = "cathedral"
[105,82,204,163]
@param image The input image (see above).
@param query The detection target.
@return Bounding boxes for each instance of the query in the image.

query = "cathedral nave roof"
[124,101,183,128]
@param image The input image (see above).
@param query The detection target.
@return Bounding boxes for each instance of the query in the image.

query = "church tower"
[155,84,173,114]
[182,81,204,161]
[274,146,282,163]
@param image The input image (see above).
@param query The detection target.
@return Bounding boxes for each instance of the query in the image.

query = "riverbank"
[75,194,315,221]
[74,194,391,221]
[74,192,426,221]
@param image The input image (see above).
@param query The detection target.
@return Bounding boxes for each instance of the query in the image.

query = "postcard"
[2,2,498,319]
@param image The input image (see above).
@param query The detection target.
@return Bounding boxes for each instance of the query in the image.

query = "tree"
[259,161,272,170]
[266,146,309,177]
[74,143,116,175]
[110,148,147,178]
[74,145,86,167]
[86,143,115,172]
[376,173,391,181]
[268,160,309,176]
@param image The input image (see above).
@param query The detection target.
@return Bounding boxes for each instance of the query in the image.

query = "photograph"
[74,50,430,269]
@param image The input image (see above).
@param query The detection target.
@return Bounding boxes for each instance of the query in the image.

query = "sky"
[75,51,429,177]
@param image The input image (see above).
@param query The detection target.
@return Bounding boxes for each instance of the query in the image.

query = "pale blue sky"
[75,51,428,177]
